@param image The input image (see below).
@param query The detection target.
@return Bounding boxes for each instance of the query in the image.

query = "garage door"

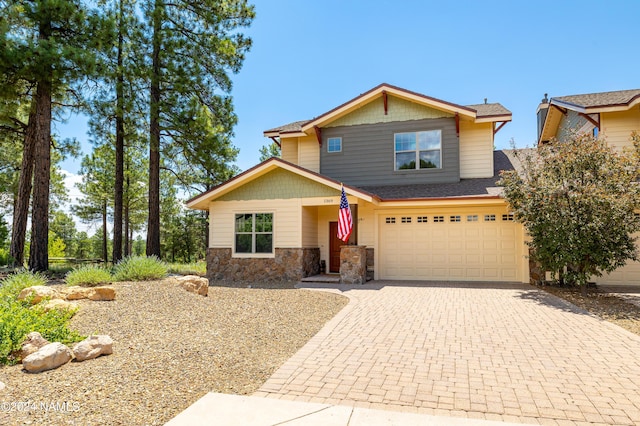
[378,210,522,282]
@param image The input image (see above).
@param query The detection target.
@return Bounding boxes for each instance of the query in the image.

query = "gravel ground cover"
[540,285,640,336]
[0,279,348,425]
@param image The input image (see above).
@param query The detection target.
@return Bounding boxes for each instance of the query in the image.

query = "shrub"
[167,261,206,276]
[0,270,48,300]
[0,272,83,365]
[113,255,168,282]
[0,248,14,266]
[65,265,112,287]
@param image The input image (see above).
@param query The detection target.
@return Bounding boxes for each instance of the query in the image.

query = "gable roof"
[538,88,640,143]
[551,89,640,112]
[185,157,378,210]
[264,83,512,137]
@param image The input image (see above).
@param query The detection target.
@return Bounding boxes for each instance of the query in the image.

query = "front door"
[329,222,344,273]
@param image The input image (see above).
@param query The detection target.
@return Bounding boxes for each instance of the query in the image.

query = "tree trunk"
[146,0,162,258]
[10,105,37,266]
[112,0,125,263]
[28,79,52,272]
[102,199,108,263]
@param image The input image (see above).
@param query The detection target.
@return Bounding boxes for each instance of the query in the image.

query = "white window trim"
[233,212,275,258]
[327,137,342,153]
[393,130,442,171]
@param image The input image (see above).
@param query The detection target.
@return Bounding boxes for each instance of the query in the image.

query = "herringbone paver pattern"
[256,282,640,425]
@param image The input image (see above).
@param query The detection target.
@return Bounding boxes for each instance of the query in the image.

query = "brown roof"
[358,151,517,200]
[466,103,511,118]
[553,89,640,109]
[264,119,310,134]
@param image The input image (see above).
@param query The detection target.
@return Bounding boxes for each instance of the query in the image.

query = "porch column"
[340,245,367,284]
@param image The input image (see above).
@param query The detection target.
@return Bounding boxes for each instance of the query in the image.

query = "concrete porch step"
[300,274,341,283]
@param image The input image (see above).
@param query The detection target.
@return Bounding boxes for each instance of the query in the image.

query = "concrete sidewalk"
[165,392,524,425]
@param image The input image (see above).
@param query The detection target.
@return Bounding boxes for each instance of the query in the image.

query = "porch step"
[300,274,341,284]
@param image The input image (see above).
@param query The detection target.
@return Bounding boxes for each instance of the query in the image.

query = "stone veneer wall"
[366,248,374,281]
[528,249,543,285]
[206,248,320,282]
[340,245,367,284]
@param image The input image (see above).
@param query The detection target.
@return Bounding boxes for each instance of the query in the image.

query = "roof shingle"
[553,89,640,109]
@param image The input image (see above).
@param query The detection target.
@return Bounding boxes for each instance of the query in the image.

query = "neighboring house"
[187,83,530,283]
[537,88,640,285]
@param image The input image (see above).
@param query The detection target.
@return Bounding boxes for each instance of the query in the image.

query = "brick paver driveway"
[255,282,640,425]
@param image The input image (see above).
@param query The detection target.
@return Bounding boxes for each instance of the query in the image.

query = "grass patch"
[113,256,168,282]
[65,265,113,287]
[167,261,206,276]
[0,271,83,365]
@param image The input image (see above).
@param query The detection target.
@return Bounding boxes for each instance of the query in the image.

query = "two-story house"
[187,83,529,283]
[537,88,640,286]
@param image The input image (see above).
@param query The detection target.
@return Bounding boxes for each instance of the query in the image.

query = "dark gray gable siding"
[320,117,459,186]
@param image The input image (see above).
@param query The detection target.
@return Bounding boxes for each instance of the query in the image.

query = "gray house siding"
[320,117,459,186]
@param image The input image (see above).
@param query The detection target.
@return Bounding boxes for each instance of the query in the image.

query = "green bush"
[113,255,168,282]
[0,272,83,365]
[167,261,206,276]
[0,270,47,300]
[0,248,14,266]
[65,265,112,287]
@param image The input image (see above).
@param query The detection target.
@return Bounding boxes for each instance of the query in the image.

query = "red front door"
[329,222,343,273]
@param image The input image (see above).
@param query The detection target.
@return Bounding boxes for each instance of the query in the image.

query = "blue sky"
[58,0,640,176]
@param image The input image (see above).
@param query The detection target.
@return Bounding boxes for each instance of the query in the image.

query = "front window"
[235,213,273,254]
[394,130,441,170]
[327,137,342,153]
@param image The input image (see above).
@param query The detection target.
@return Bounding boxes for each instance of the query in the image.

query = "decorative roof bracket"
[269,136,281,148]
[493,121,507,135]
[579,113,601,130]
[382,90,388,115]
[455,112,460,137]
[314,125,322,146]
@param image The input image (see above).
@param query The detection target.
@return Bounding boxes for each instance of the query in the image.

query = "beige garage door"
[378,210,521,282]
[596,256,640,286]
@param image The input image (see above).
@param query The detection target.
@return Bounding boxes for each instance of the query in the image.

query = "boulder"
[22,342,73,373]
[39,299,79,312]
[59,286,91,300]
[72,335,113,361]
[86,286,116,301]
[18,286,59,304]
[16,332,50,361]
[176,275,208,297]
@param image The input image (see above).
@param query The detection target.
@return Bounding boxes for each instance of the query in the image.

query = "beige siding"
[209,199,301,251]
[280,137,298,164]
[298,135,320,172]
[357,202,375,246]
[459,121,494,178]
[325,95,453,128]
[601,108,640,152]
[301,206,318,247]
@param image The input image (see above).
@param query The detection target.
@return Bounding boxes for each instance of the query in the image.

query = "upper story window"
[327,137,342,153]
[394,130,442,170]
[235,213,273,254]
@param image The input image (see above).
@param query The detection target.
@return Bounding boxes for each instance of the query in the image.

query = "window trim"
[233,212,275,258]
[327,137,342,153]
[393,130,442,171]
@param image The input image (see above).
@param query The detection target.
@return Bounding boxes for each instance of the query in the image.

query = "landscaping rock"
[22,342,73,373]
[72,335,113,361]
[176,275,208,297]
[17,332,50,361]
[39,299,79,312]
[0,381,5,391]
[18,286,59,304]
[59,286,91,300]
[87,286,116,301]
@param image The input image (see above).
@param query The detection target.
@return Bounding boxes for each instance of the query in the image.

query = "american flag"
[337,186,353,242]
